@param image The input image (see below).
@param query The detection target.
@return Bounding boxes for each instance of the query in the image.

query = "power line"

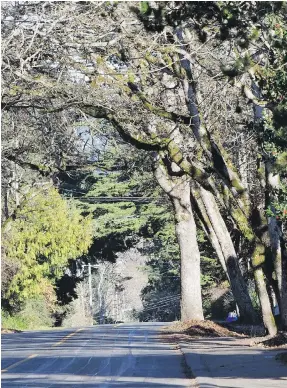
[72,196,166,204]
[143,294,180,304]
[142,295,180,310]
[144,268,180,277]
[142,299,180,313]
[60,189,167,204]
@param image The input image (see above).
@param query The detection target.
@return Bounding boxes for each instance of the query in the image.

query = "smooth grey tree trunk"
[254,265,277,336]
[251,238,278,336]
[154,159,204,321]
[198,186,257,323]
[266,165,287,330]
[173,187,204,321]
[268,215,282,294]
[252,82,279,334]
[280,242,287,330]
[191,186,228,276]
[269,214,287,329]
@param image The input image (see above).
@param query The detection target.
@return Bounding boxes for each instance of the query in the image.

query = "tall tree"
[154,156,203,320]
[2,187,93,307]
[2,1,286,331]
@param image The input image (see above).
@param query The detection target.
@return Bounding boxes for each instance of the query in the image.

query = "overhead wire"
[142,293,180,304]
[141,299,180,313]
[141,295,180,310]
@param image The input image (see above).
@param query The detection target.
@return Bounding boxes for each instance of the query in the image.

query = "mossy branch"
[126,83,191,124]
[109,117,163,152]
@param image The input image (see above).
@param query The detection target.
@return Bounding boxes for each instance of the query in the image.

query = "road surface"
[181,336,287,388]
[1,322,192,387]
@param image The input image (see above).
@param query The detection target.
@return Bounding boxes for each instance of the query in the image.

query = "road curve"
[1,322,192,387]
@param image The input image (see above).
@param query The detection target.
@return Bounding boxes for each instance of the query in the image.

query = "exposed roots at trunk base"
[166,319,243,338]
[251,332,287,349]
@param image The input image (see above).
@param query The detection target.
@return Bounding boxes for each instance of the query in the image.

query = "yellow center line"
[52,327,84,347]
[1,354,38,373]
[2,327,84,373]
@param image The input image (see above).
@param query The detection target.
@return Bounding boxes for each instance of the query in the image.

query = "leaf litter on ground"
[161,319,244,344]
[251,332,287,349]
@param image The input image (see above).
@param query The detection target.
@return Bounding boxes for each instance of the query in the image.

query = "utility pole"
[82,263,99,324]
[88,263,92,313]
[122,291,126,322]
[115,291,118,323]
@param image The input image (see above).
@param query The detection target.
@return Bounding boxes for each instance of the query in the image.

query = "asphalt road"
[1,322,192,387]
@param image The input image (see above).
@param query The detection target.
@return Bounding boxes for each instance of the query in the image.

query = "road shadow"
[2,324,287,387]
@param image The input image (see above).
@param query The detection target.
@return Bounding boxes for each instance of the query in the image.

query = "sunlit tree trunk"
[280,243,287,330]
[251,240,277,336]
[154,157,204,321]
[191,188,228,276]
[265,161,287,330]
[193,185,258,323]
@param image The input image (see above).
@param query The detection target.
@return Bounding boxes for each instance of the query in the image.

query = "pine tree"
[2,187,93,305]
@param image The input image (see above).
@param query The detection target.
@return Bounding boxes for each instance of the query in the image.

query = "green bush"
[2,297,53,331]
[2,310,29,331]
[3,187,93,302]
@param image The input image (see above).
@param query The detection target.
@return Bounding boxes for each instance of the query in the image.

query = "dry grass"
[1,328,22,334]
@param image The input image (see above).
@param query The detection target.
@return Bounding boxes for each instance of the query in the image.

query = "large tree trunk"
[252,242,277,336]
[173,184,204,321]
[195,186,257,323]
[254,266,277,336]
[154,158,204,321]
[251,82,279,335]
[192,190,228,276]
[280,241,287,330]
[265,163,287,329]
[268,216,282,297]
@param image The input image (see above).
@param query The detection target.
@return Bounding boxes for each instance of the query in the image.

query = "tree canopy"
[1,1,286,334]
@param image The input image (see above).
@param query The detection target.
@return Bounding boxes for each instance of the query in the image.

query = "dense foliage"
[2,187,92,320]
[1,1,286,333]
